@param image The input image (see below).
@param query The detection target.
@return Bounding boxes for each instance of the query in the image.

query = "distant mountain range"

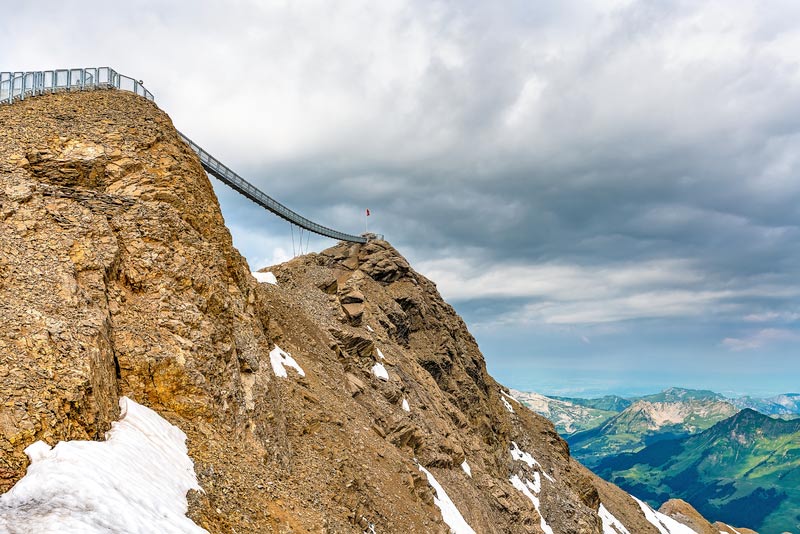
[566,396,738,468]
[512,387,800,533]
[514,387,800,441]
[595,409,800,533]
[509,390,618,434]
[551,393,632,412]
[731,392,800,415]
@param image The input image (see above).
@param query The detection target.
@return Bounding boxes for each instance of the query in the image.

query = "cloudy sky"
[5,0,799,397]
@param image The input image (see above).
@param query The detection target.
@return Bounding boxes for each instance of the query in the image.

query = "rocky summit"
[0,90,752,532]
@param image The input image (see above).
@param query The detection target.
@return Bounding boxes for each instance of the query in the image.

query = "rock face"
[0,90,722,532]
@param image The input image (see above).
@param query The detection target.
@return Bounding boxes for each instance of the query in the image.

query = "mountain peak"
[640,387,725,403]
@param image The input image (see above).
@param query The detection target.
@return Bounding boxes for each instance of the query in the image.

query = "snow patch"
[402,398,410,412]
[371,362,389,381]
[376,348,385,359]
[418,464,475,534]
[0,397,206,533]
[269,345,305,378]
[599,503,631,534]
[461,460,472,477]
[501,397,515,413]
[501,390,520,404]
[509,442,555,482]
[509,474,553,534]
[252,271,277,285]
[366,325,374,332]
[632,496,698,534]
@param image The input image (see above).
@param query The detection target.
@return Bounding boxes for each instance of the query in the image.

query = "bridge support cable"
[1,67,368,244]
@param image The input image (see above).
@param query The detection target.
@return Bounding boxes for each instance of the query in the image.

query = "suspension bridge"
[0,67,368,244]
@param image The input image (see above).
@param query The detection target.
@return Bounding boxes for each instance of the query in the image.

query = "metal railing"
[1,67,153,103]
[179,132,366,242]
[1,66,366,243]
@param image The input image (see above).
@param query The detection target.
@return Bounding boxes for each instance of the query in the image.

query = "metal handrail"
[1,67,366,243]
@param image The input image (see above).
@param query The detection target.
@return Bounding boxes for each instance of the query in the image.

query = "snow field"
[509,475,554,534]
[251,271,277,285]
[371,362,389,381]
[417,464,475,534]
[500,390,520,404]
[0,397,206,534]
[509,441,555,482]
[632,496,698,534]
[599,503,631,534]
[461,460,472,477]
[402,398,410,412]
[269,345,306,378]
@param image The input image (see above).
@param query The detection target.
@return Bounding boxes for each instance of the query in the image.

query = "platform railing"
[1,67,153,104]
[0,67,366,243]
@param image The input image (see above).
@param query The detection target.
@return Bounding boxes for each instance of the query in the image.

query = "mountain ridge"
[567,397,738,467]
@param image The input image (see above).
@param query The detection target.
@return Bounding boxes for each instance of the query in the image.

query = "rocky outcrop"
[1,89,723,532]
[659,499,720,534]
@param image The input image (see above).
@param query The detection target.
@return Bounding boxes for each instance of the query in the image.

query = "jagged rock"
[356,240,411,283]
[658,499,715,534]
[330,328,374,359]
[345,372,366,397]
[715,521,759,534]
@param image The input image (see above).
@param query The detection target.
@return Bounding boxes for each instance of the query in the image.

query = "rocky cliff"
[0,90,743,533]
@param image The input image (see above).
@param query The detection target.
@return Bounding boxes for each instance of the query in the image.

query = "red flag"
[366,208,370,216]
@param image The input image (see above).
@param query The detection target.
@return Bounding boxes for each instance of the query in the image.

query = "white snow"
[599,503,631,534]
[251,271,277,285]
[510,441,539,468]
[418,464,475,534]
[371,362,389,381]
[269,345,306,378]
[509,475,553,534]
[366,325,374,332]
[461,460,472,477]
[632,496,698,534]
[501,390,520,404]
[529,471,541,493]
[402,398,410,412]
[376,348,385,359]
[501,397,515,413]
[0,397,206,534]
[509,442,555,482]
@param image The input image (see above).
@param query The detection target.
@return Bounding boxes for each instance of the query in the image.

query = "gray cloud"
[4,0,799,394]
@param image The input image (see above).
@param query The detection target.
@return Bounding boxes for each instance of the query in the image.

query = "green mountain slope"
[567,396,738,467]
[595,409,800,533]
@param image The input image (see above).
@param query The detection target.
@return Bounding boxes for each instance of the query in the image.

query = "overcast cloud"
[4,0,798,396]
